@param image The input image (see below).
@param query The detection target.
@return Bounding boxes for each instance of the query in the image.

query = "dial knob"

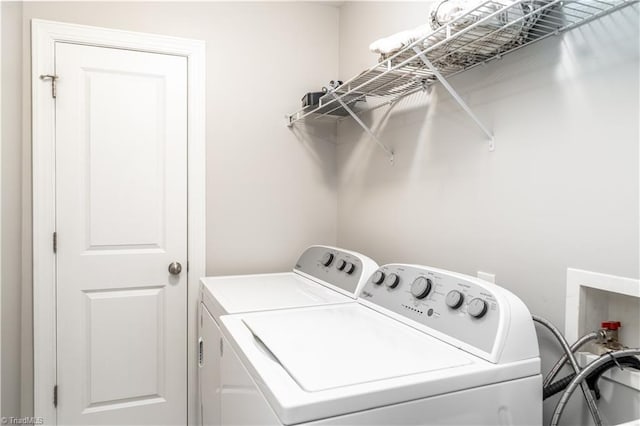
[336,259,346,271]
[410,277,432,299]
[468,298,488,318]
[372,271,385,285]
[320,252,334,267]
[384,273,400,289]
[344,262,356,274]
[445,290,464,309]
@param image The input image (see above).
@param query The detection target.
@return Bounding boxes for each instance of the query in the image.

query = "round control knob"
[384,273,400,289]
[372,271,385,285]
[468,298,488,318]
[320,252,334,267]
[336,259,346,271]
[445,290,464,309]
[344,262,356,275]
[410,277,432,299]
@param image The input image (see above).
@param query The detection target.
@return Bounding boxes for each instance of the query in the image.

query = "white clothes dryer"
[198,246,378,426]
[218,264,543,425]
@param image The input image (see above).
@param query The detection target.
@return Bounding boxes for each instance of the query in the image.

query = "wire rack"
[287,0,637,125]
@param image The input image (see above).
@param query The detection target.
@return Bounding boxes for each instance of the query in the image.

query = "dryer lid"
[201,273,350,318]
[242,304,473,392]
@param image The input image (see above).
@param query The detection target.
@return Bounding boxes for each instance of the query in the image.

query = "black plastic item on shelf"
[301,92,325,109]
[302,80,345,109]
[543,355,640,400]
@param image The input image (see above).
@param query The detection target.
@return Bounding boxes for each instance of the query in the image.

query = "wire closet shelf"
[286,0,637,126]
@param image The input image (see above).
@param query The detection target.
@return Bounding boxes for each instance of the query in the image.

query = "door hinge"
[53,232,57,253]
[40,74,59,99]
[198,337,204,367]
[220,338,224,357]
[53,385,58,407]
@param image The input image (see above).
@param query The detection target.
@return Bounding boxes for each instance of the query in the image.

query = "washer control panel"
[294,246,378,297]
[360,264,501,354]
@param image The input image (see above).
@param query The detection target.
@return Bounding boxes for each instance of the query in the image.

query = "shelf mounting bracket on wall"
[330,92,395,163]
[412,47,495,151]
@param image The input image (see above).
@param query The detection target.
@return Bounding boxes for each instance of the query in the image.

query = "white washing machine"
[218,264,543,425]
[198,245,378,426]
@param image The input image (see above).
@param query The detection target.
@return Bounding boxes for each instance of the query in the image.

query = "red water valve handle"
[601,321,621,330]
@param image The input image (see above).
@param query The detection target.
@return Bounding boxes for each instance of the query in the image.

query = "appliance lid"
[242,304,474,392]
[201,273,350,318]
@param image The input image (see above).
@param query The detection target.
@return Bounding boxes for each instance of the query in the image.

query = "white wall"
[336,2,639,420]
[1,1,339,417]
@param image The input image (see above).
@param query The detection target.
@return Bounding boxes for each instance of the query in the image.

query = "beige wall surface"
[338,1,638,321]
[2,0,25,419]
[336,2,638,421]
[1,1,339,417]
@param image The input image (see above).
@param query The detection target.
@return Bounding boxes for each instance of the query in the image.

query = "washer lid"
[201,273,351,319]
[242,304,473,392]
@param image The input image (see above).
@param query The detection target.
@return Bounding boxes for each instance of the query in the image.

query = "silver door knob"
[168,262,182,275]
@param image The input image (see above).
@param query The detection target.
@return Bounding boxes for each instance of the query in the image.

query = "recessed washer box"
[565,268,640,426]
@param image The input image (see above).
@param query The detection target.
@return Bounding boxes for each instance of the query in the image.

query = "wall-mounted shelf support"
[287,0,635,156]
[330,92,395,163]
[412,47,495,151]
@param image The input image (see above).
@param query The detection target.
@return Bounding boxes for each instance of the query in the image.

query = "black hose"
[543,354,640,400]
[551,349,640,426]
[544,374,575,400]
[585,355,640,399]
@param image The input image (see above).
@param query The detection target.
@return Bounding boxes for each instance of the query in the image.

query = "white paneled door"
[55,43,187,425]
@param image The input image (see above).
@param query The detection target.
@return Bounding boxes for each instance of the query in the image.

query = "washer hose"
[543,355,640,400]
[544,374,576,400]
[532,315,602,426]
[543,331,602,387]
[550,349,640,426]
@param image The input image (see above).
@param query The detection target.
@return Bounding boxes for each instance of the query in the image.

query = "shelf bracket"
[330,92,394,163]
[412,47,495,151]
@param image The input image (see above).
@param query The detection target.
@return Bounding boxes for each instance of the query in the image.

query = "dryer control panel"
[359,264,538,363]
[294,246,378,298]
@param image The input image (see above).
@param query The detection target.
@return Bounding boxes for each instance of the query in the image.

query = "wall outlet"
[477,271,495,283]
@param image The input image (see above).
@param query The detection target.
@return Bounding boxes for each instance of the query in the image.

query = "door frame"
[31,19,205,425]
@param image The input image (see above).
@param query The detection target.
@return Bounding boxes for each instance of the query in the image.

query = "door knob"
[168,262,182,275]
